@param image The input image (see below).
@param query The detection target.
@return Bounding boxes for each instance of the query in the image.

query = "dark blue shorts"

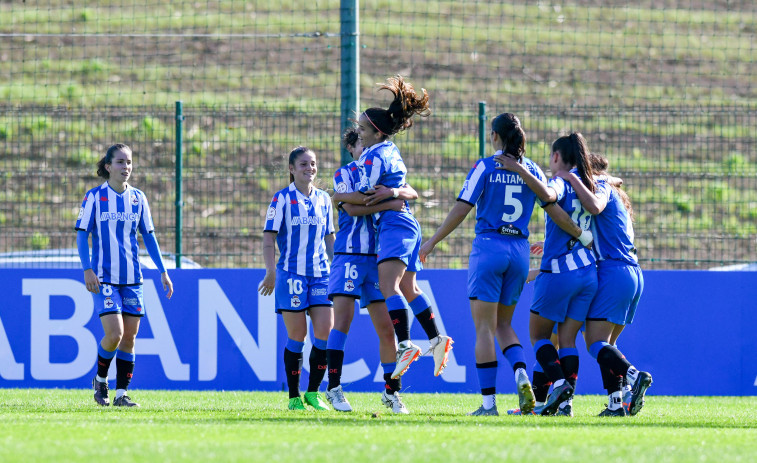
[530,265,598,323]
[275,269,332,313]
[587,261,643,325]
[467,234,529,305]
[328,254,383,306]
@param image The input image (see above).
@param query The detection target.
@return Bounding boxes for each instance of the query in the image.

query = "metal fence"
[1,1,756,269]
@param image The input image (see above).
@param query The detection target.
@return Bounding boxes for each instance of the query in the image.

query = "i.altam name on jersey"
[488,172,527,184]
[100,211,140,221]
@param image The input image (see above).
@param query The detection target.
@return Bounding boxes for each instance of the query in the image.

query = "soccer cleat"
[288,396,306,411]
[629,371,653,416]
[622,386,632,414]
[92,378,109,406]
[112,394,139,407]
[427,335,454,376]
[381,390,409,414]
[325,385,352,412]
[556,402,573,417]
[506,407,536,415]
[467,404,499,416]
[539,382,573,416]
[303,391,330,411]
[391,340,422,379]
[515,369,536,414]
[598,406,627,417]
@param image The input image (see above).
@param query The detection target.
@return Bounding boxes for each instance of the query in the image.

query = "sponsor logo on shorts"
[136,307,143,312]
[104,297,114,309]
[124,297,139,306]
[311,288,328,296]
[344,279,355,292]
[291,295,301,308]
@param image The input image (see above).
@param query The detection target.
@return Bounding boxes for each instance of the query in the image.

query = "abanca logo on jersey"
[100,212,139,222]
[291,216,327,226]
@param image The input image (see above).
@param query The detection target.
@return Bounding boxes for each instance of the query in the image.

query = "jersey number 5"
[501,185,524,222]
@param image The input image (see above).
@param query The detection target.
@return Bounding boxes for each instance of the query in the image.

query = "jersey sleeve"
[138,192,156,235]
[333,166,355,194]
[539,177,567,207]
[594,181,611,204]
[457,160,487,205]
[75,191,96,232]
[264,192,285,233]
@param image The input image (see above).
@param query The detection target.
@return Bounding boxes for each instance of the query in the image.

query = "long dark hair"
[341,126,359,150]
[96,143,131,179]
[362,75,430,138]
[288,146,314,183]
[552,133,595,193]
[491,113,526,160]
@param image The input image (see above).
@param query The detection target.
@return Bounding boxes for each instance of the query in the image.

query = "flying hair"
[363,75,430,138]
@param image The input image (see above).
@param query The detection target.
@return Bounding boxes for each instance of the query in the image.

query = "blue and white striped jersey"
[458,152,546,238]
[75,182,155,285]
[540,170,596,273]
[591,181,638,266]
[356,140,411,224]
[264,183,334,277]
[333,162,377,255]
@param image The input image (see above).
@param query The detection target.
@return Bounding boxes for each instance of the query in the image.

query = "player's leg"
[378,259,421,378]
[282,310,308,410]
[367,301,407,414]
[555,318,583,416]
[497,303,534,415]
[400,271,453,377]
[303,304,333,410]
[325,296,355,411]
[467,298,499,416]
[113,314,140,407]
[94,312,124,406]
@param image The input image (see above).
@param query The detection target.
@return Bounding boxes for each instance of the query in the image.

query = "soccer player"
[495,133,598,416]
[326,127,417,414]
[76,143,174,408]
[258,146,335,411]
[338,76,453,400]
[419,113,545,416]
[556,153,652,416]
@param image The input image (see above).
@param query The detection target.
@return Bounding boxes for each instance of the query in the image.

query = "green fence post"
[175,101,184,269]
[478,101,487,159]
[340,0,359,166]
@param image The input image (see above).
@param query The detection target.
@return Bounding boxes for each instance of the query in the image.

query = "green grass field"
[1,389,755,462]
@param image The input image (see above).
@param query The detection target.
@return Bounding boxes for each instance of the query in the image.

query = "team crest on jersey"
[290,294,301,308]
[130,192,139,206]
[266,207,276,220]
[344,279,355,292]
[104,297,114,309]
[336,182,348,193]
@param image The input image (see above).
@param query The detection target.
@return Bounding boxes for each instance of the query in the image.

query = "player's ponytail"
[590,152,634,221]
[552,133,595,193]
[492,113,526,160]
[363,75,430,138]
[96,143,131,179]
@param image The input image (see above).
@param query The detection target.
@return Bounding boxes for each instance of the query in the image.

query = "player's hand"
[364,185,394,206]
[258,272,275,296]
[494,153,521,171]
[161,272,174,299]
[84,268,100,294]
[578,229,593,249]
[419,240,435,264]
[530,241,544,256]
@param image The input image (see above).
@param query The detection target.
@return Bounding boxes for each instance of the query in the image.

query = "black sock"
[383,372,401,395]
[597,345,632,377]
[559,354,579,391]
[97,354,114,379]
[115,357,134,391]
[532,370,552,403]
[327,349,345,390]
[535,343,565,383]
[307,346,328,392]
[600,363,623,394]
[415,308,439,339]
[389,309,410,343]
[284,348,303,399]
